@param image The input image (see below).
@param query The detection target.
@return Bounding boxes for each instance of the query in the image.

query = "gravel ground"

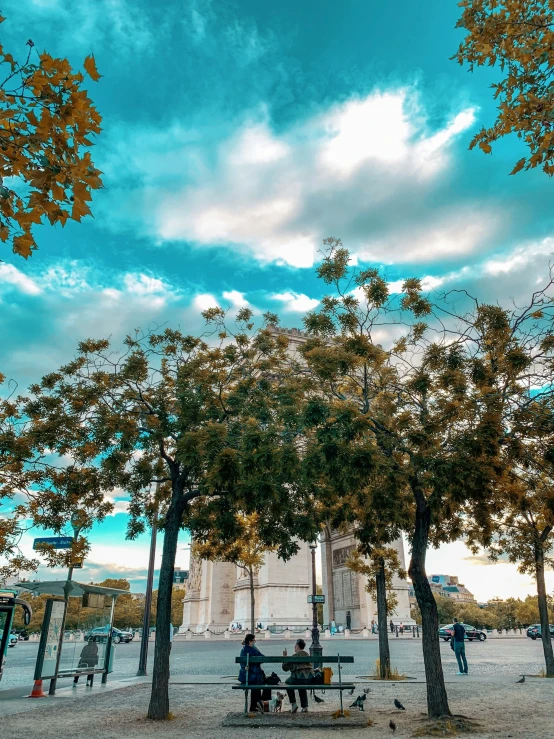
[2,680,553,739]
[2,636,545,690]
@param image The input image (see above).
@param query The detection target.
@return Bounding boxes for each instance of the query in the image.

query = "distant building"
[173,567,189,590]
[429,575,476,604]
[408,575,476,607]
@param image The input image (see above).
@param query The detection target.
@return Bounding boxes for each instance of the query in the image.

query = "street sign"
[33,536,73,550]
[307,594,325,604]
[70,560,83,569]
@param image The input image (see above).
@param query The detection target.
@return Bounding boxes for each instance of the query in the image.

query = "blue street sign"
[33,536,74,550]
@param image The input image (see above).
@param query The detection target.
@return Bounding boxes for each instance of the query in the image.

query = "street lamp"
[137,487,158,677]
[308,542,322,661]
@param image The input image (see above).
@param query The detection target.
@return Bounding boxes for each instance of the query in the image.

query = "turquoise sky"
[1,0,552,599]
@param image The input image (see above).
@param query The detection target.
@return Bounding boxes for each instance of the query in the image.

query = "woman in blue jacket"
[238,633,271,712]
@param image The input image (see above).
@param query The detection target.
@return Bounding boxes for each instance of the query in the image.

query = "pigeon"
[363,688,371,694]
[348,687,355,696]
[349,694,366,711]
[389,719,397,733]
[516,675,525,684]
[394,699,406,710]
[313,694,324,703]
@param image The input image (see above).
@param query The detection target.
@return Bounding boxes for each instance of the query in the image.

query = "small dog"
[260,691,286,713]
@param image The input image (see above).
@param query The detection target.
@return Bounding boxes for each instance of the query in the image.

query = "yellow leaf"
[510,157,526,175]
[83,54,102,82]
[479,142,492,154]
[13,233,35,258]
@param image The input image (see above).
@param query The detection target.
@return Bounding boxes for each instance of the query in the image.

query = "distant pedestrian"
[400,622,404,635]
[452,618,468,675]
[390,620,394,634]
[371,619,375,634]
[169,622,174,653]
[346,611,352,630]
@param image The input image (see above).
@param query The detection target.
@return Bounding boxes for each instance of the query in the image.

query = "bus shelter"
[16,580,127,695]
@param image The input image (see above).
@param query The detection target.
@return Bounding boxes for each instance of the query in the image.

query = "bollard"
[344,629,351,639]
[305,629,311,638]
[224,629,230,640]
[186,630,192,640]
[362,627,369,638]
[284,628,292,639]
[204,629,212,639]
[323,629,331,639]
[395,626,399,638]
[413,627,415,637]
[265,629,271,639]
[417,626,420,638]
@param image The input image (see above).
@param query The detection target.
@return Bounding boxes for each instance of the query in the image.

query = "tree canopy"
[454,0,554,175]
[0,16,103,257]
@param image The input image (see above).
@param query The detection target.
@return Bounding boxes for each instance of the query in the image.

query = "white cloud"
[222,290,249,307]
[193,293,219,311]
[0,264,41,295]
[272,291,319,312]
[102,89,479,268]
[483,237,554,276]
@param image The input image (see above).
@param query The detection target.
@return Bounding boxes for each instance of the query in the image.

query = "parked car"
[439,623,487,642]
[84,626,134,644]
[8,632,18,648]
[526,624,554,640]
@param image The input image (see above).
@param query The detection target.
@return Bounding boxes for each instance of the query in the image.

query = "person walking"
[390,619,394,634]
[283,638,314,713]
[238,633,271,712]
[452,618,468,675]
[371,619,375,634]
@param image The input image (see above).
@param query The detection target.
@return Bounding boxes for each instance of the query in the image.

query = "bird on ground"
[516,675,525,684]
[313,694,324,703]
[394,699,406,710]
[389,719,397,733]
[363,688,371,694]
[348,687,355,696]
[349,694,366,711]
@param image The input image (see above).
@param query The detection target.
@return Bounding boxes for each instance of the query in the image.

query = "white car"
[8,633,18,648]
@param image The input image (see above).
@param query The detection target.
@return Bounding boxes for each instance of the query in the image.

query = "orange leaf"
[510,157,526,175]
[0,225,8,242]
[83,54,102,82]
[13,233,35,258]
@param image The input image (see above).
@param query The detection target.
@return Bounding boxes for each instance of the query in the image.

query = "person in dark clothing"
[283,638,314,712]
[452,618,468,675]
[238,633,271,712]
[390,619,394,634]
[73,638,98,686]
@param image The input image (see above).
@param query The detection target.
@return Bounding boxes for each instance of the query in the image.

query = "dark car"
[439,623,487,642]
[527,624,554,640]
[85,626,134,644]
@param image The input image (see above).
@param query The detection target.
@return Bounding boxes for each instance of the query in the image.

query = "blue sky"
[1,0,553,601]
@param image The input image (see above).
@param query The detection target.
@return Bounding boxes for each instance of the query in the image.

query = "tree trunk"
[376,557,391,679]
[535,543,554,676]
[248,566,255,634]
[147,499,182,720]
[408,501,451,718]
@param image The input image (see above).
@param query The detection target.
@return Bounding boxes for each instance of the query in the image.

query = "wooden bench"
[234,654,355,716]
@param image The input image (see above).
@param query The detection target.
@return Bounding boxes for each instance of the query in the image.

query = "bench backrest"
[235,655,354,664]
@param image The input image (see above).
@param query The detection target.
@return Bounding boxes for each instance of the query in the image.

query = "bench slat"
[235,656,354,664]
[232,684,355,690]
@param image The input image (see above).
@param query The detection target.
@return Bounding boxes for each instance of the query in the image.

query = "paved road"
[1,636,546,691]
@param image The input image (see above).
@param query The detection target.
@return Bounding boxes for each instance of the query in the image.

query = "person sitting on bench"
[238,633,271,713]
[283,639,314,713]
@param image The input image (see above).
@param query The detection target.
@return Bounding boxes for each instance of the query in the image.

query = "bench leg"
[244,688,248,715]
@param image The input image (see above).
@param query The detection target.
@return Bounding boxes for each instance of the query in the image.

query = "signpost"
[307,594,325,604]
[33,537,74,550]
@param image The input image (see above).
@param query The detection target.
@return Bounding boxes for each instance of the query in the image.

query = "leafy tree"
[434,595,458,626]
[454,0,554,175]
[192,513,277,633]
[17,313,314,720]
[346,546,405,679]
[297,238,554,718]
[468,459,554,673]
[0,15,102,257]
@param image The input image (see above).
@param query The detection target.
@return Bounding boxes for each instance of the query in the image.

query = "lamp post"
[309,542,322,660]
[137,492,158,676]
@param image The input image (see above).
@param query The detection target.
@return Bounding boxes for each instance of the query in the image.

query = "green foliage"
[454,0,554,176]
